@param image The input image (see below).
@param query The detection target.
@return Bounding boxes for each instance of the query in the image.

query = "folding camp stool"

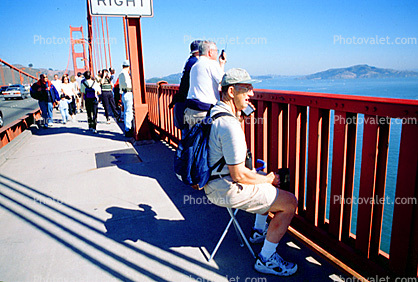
[208,207,256,261]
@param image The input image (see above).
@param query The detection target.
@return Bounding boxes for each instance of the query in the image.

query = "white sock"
[260,239,278,260]
[254,214,268,231]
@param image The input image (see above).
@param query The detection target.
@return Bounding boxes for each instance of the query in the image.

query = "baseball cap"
[190,40,202,54]
[122,60,130,67]
[221,68,260,86]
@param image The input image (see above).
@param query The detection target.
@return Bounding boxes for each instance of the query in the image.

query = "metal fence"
[145,82,418,277]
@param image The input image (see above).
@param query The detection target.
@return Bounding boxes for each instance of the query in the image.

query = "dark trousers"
[85,98,98,129]
[101,90,120,120]
[69,97,76,116]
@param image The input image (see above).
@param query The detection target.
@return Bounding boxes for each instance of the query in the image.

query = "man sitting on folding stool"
[204,68,298,277]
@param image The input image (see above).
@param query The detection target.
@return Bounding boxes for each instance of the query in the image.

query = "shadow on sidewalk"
[0,174,221,281]
[30,122,127,142]
[106,141,349,281]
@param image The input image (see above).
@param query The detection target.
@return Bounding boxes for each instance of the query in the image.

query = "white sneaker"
[254,252,297,276]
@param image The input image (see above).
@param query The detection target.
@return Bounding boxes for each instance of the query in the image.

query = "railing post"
[306,106,321,225]
[389,123,418,275]
[355,116,380,257]
[256,100,268,172]
[318,109,330,228]
[329,111,348,240]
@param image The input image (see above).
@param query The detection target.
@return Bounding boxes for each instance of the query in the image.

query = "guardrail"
[145,82,418,278]
[0,109,41,149]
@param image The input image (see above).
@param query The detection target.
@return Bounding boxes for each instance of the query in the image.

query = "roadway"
[0,97,39,127]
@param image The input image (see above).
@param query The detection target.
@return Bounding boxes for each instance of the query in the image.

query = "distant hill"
[145,73,289,84]
[144,64,418,84]
[0,64,70,85]
[146,73,182,84]
[299,64,418,80]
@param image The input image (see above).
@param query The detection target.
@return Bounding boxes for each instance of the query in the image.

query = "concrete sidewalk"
[0,108,349,281]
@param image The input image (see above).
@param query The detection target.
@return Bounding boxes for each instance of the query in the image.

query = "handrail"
[0,57,38,86]
[145,83,418,278]
[0,58,37,80]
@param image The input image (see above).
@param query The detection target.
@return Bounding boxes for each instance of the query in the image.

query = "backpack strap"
[209,111,236,173]
[209,111,235,122]
[211,156,226,172]
[82,80,94,89]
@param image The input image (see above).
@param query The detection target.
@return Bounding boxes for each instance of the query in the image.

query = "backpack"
[174,111,234,190]
[30,83,40,100]
[83,81,96,99]
[29,84,39,100]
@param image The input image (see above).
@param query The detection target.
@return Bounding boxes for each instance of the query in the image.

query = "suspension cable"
[105,16,112,68]
[96,17,103,72]
[64,41,72,75]
[101,16,108,69]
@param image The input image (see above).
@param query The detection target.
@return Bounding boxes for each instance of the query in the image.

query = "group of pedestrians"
[170,40,299,277]
[30,62,132,136]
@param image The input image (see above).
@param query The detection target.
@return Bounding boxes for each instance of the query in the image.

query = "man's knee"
[272,190,298,214]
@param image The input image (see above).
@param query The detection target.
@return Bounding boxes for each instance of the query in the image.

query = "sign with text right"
[89,0,153,17]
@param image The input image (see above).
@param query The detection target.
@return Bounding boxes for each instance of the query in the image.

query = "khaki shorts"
[204,176,278,214]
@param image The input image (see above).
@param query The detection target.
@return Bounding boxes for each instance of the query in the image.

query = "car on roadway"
[0,86,9,96]
[2,84,30,100]
[0,109,3,128]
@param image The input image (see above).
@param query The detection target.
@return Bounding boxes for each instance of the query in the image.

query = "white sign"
[89,0,153,17]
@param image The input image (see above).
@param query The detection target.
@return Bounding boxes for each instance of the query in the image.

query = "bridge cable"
[105,17,112,68]
[101,16,108,69]
[64,41,72,76]
[96,17,103,72]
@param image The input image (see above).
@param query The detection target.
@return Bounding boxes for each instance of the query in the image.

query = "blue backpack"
[83,81,96,99]
[174,111,234,190]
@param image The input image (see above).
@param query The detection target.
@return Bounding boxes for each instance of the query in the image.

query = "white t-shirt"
[61,83,75,98]
[75,76,83,91]
[208,101,247,176]
[187,56,224,105]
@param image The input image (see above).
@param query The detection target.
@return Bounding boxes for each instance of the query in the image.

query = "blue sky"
[0,0,417,78]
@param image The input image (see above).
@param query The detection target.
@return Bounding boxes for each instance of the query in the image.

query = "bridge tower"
[70,26,89,75]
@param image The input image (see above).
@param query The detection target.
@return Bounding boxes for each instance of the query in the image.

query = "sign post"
[88,0,153,140]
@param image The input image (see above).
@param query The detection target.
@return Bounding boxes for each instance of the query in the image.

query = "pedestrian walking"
[100,69,120,124]
[58,94,70,124]
[61,75,77,121]
[75,72,84,113]
[80,71,101,133]
[30,74,59,127]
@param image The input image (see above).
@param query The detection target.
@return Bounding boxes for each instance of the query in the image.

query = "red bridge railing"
[0,58,37,86]
[0,109,42,149]
[145,83,418,278]
[0,58,41,149]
